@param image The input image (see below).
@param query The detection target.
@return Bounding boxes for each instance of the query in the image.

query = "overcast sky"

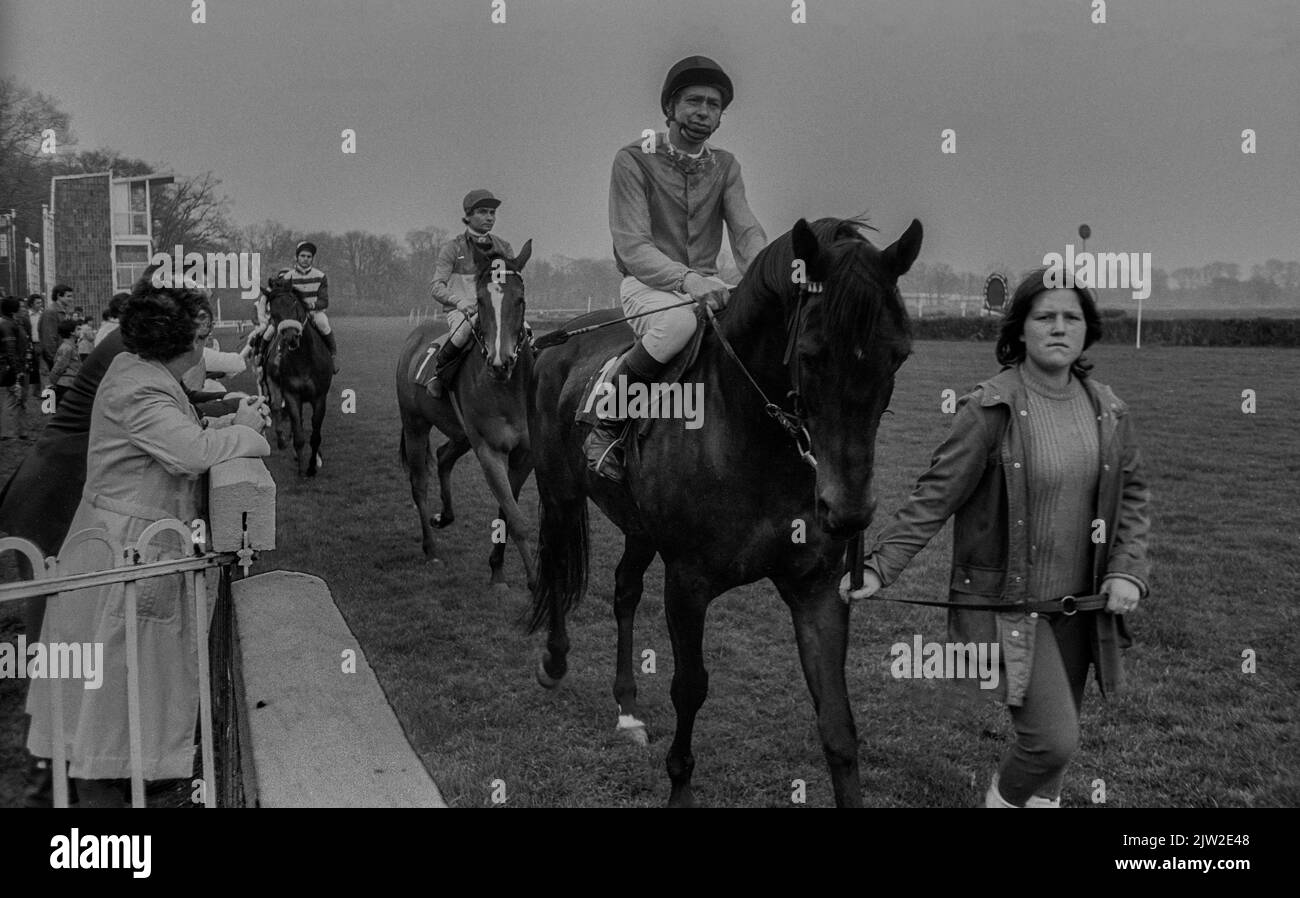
[3,0,1297,276]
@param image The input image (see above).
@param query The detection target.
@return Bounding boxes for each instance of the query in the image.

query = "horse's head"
[471,239,533,381]
[758,217,922,538]
[266,275,308,352]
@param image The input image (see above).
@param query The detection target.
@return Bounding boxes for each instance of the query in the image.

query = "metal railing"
[0,521,240,808]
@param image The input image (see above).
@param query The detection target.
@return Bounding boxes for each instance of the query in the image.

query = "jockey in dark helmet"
[584,54,767,482]
[281,242,338,373]
[425,189,515,398]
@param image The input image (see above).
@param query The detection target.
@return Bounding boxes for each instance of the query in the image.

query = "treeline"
[227,222,629,317]
[911,313,1300,347]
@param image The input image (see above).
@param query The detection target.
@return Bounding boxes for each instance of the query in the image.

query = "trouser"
[620,276,698,364]
[996,614,1091,805]
[1,378,29,438]
[445,308,475,349]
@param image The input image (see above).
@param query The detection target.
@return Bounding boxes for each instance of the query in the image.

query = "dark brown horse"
[527,217,921,807]
[395,241,537,590]
[262,277,334,477]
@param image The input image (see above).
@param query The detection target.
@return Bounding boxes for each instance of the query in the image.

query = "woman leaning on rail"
[24,281,271,808]
[841,269,1151,808]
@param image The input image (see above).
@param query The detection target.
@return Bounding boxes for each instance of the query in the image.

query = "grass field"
[2,318,1298,807]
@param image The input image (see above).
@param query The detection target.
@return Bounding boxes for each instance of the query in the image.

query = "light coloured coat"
[26,352,269,780]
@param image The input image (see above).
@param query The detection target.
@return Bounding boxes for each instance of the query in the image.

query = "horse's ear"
[791,219,825,281]
[883,219,923,279]
[512,240,533,272]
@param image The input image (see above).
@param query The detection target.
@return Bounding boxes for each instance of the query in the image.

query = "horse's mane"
[734,216,911,363]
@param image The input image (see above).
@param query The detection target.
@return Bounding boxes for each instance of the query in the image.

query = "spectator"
[48,319,81,405]
[26,294,44,397]
[95,292,129,347]
[76,317,96,361]
[23,282,271,808]
[38,284,73,373]
[0,296,32,440]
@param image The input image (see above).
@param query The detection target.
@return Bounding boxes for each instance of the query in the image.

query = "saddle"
[574,310,708,443]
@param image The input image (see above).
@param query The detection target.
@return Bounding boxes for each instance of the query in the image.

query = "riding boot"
[583,341,667,483]
[426,339,466,398]
[322,330,339,373]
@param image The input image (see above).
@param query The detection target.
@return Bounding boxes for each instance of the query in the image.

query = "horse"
[262,276,334,477]
[395,240,538,591]
[526,216,922,807]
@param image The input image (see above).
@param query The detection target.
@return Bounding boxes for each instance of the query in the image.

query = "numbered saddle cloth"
[573,317,708,441]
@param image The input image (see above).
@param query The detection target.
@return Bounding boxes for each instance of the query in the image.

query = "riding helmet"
[661,55,734,115]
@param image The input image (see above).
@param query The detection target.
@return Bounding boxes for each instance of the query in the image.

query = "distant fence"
[911,315,1300,347]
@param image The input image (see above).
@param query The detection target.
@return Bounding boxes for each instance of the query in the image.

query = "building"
[48,171,173,320]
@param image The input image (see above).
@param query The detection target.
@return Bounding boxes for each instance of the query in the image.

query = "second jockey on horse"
[584,55,767,482]
[249,241,339,373]
[425,189,515,398]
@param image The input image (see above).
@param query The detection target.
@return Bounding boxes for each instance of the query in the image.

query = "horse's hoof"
[536,657,562,689]
[426,556,445,567]
[432,512,454,529]
[492,582,511,594]
[616,715,649,746]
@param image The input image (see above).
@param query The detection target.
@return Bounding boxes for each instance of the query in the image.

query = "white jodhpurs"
[619,276,698,364]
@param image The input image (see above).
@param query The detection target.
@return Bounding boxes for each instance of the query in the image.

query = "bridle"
[469,269,529,378]
[267,283,309,360]
[703,280,822,469]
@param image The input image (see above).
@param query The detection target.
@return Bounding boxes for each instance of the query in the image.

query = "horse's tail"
[398,427,409,471]
[525,490,589,634]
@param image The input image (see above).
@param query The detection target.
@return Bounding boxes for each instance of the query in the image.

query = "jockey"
[584,55,767,481]
[426,189,515,397]
[282,242,338,373]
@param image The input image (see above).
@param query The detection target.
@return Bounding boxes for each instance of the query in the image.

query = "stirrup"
[585,420,629,482]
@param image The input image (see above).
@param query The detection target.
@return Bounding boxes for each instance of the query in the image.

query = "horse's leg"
[472,443,537,591]
[663,566,712,808]
[402,419,439,560]
[433,436,470,528]
[266,377,287,449]
[284,393,307,477]
[613,536,657,746]
[487,447,533,590]
[306,394,326,477]
[773,570,863,808]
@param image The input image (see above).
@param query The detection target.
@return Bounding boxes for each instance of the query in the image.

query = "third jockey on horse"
[585,54,767,482]
[425,189,516,398]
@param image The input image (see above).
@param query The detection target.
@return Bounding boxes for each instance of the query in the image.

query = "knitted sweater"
[1020,364,1099,601]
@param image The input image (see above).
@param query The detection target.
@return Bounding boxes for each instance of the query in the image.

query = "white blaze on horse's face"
[488,281,505,368]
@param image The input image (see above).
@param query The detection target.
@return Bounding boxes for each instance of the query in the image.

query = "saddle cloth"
[574,312,708,442]
[408,338,443,391]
